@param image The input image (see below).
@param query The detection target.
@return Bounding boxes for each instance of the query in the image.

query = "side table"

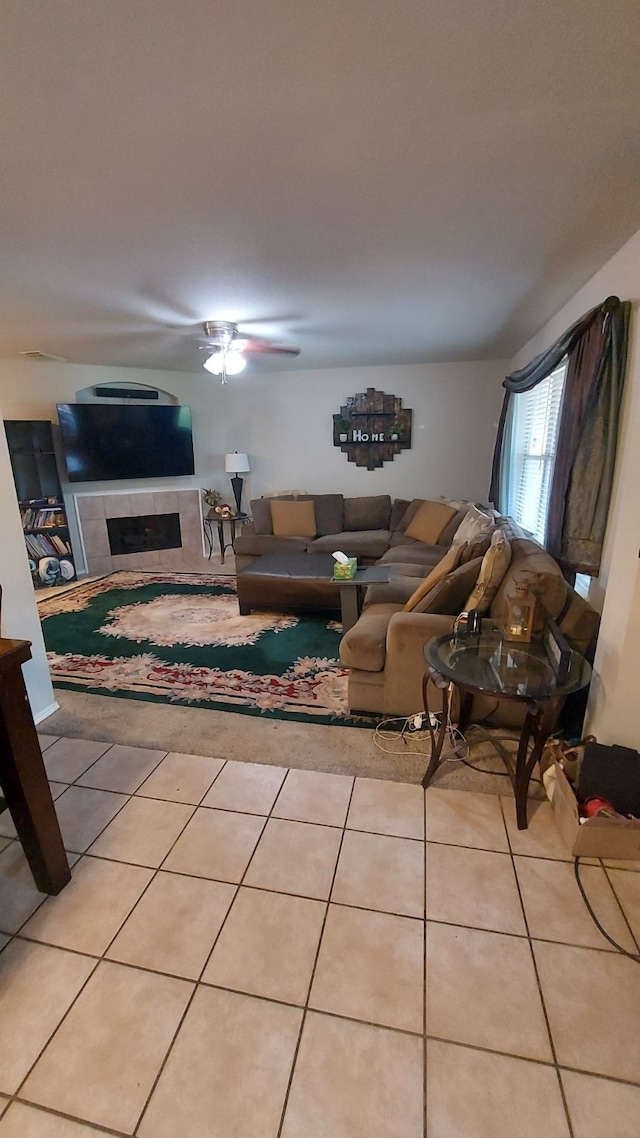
[203,512,249,563]
[421,625,591,829]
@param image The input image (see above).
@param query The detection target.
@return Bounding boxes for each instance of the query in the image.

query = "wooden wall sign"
[333,388,412,470]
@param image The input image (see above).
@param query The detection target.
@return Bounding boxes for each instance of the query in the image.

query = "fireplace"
[106,513,182,556]
[75,489,204,573]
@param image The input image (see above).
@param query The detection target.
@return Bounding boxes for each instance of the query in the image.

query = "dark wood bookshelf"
[4,420,76,589]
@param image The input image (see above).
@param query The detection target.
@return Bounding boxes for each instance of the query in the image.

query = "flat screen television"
[56,403,195,483]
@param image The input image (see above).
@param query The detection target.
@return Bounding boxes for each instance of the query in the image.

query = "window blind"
[506,361,567,544]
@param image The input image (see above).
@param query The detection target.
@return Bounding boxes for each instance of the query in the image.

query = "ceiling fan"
[199,320,300,382]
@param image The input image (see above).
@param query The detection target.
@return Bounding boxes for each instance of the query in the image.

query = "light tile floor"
[0,735,638,1136]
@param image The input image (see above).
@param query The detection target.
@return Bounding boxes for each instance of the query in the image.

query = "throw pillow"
[343,495,392,531]
[295,494,344,536]
[451,505,495,547]
[393,498,425,536]
[402,543,465,611]
[463,528,512,613]
[270,499,317,537]
[404,500,458,546]
[413,557,483,614]
[389,498,411,532]
[436,506,470,547]
[459,532,493,564]
[252,496,296,534]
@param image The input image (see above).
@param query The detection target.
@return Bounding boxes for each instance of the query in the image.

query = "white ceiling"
[1,0,639,374]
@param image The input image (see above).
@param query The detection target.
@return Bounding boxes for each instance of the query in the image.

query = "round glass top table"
[421,624,592,829]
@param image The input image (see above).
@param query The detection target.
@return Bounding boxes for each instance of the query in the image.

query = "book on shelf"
[35,507,66,527]
[50,534,71,555]
[24,531,73,560]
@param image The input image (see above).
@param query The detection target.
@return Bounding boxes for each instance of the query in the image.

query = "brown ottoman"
[236,553,339,616]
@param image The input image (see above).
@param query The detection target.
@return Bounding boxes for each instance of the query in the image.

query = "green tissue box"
[333,557,357,580]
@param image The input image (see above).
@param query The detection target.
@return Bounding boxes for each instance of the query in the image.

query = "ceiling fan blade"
[241,340,301,357]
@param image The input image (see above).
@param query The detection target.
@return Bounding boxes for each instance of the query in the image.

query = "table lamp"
[225,452,250,515]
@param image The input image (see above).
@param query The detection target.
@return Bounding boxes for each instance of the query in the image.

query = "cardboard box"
[545,758,640,859]
[333,557,357,580]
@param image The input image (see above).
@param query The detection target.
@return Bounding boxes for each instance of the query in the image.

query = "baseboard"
[34,699,60,725]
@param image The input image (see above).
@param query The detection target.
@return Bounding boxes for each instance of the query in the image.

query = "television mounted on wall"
[56,403,195,483]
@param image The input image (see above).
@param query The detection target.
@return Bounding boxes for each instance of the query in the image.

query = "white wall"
[0,405,58,721]
[0,356,506,566]
[510,228,640,748]
[205,360,506,504]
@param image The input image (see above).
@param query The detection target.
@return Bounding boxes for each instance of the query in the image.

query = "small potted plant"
[202,488,222,517]
[388,421,403,441]
[336,417,351,442]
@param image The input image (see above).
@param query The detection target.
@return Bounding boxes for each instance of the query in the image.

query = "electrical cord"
[373,712,468,760]
[574,857,640,963]
[459,756,510,777]
[470,700,501,726]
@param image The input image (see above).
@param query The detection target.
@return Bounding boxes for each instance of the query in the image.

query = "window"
[500,360,567,544]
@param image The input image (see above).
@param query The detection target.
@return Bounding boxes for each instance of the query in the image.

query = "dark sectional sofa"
[234,493,466,571]
[233,492,600,720]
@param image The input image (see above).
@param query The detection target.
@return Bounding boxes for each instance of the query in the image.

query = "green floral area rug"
[38,571,375,727]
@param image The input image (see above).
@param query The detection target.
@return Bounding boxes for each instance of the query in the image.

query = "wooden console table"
[0,638,70,894]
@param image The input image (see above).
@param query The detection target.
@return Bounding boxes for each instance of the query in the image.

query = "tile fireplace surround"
[75,489,204,575]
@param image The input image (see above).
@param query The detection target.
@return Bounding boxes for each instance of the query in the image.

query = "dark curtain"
[545,313,608,563]
[559,301,631,573]
[489,295,630,576]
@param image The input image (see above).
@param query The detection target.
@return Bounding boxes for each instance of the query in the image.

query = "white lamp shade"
[223,353,247,375]
[202,351,224,375]
[202,350,247,376]
[225,452,250,474]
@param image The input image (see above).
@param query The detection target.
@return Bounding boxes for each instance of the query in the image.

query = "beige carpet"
[41,688,525,795]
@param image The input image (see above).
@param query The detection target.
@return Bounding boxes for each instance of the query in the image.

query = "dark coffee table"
[422,623,591,829]
[236,553,391,631]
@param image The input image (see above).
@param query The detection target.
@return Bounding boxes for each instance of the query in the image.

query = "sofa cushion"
[233,533,311,557]
[344,495,391,531]
[296,494,344,536]
[339,603,404,672]
[463,529,512,613]
[309,530,391,559]
[413,557,483,614]
[391,498,424,537]
[385,561,433,578]
[404,500,458,545]
[389,498,411,531]
[250,496,294,535]
[364,576,423,608]
[403,543,465,611]
[380,544,445,567]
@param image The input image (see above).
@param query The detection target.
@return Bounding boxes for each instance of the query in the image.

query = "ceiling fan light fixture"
[224,352,247,375]
[202,347,247,380]
[199,320,299,381]
[202,350,225,375]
